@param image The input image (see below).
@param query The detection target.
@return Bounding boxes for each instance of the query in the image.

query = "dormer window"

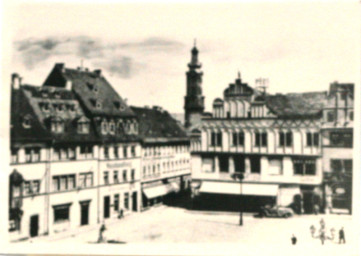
[22,115,32,129]
[57,104,64,112]
[42,103,50,112]
[54,91,61,99]
[50,116,64,133]
[87,82,94,90]
[41,90,49,98]
[68,104,76,112]
[101,120,108,135]
[114,101,120,109]
[96,101,102,109]
[109,121,115,135]
[93,86,98,93]
[77,117,89,134]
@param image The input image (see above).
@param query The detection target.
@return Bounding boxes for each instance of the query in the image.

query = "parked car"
[259,205,294,218]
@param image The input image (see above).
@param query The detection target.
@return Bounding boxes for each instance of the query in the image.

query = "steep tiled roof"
[43,64,135,118]
[265,91,328,118]
[131,106,189,143]
[11,88,52,143]
[17,84,99,144]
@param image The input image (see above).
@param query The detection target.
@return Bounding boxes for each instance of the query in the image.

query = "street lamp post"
[231,172,244,226]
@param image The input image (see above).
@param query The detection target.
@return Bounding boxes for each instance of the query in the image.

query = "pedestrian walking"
[98,222,106,243]
[339,227,346,244]
[291,234,297,245]
[313,204,319,215]
[310,225,316,238]
[320,218,325,229]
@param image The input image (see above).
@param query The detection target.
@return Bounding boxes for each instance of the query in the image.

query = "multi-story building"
[321,82,354,214]
[43,64,142,218]
[190,74,327,213]
[131,106,191,210]
[9,64,142,241]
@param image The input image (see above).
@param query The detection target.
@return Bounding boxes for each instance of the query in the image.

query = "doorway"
[30,215,39,237]
[132,192,137,212]
[104,196,110,219]
[80,201,90,226]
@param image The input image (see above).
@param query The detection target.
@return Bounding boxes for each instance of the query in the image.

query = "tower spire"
[194,38,197,47]
[238,70,241,79]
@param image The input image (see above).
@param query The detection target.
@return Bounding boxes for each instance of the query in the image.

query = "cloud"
[13,36,185,77]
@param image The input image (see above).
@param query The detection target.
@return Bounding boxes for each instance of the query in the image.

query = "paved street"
[23,205,356,248]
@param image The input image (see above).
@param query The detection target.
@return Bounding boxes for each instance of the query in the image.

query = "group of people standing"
[291,218,346,245]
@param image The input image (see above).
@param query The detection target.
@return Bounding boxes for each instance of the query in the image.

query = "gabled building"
[9,64,142,241]
[190,73,327,213]
[131,106,191,210]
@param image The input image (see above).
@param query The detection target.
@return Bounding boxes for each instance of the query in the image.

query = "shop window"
[53,204,71,223]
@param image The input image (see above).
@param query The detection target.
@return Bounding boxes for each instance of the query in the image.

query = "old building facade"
[131,106,191,210]
[9,65,142,241]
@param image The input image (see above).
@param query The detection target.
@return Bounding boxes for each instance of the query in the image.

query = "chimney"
[94,69,102,76]
[55,63,65,72]
[65,80,72,90]
[11,73,21,89]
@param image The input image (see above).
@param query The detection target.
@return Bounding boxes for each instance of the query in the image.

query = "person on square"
[339,227,346,244]
[291,234,297,245]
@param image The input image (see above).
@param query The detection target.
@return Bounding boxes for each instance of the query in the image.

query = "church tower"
[184,41,205,128]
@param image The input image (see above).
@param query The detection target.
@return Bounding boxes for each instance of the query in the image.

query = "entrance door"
[104,196,110,218]
[132,192,137,212]
[303,192,313,214]
[30,215,39,237]
[80,202,89,225]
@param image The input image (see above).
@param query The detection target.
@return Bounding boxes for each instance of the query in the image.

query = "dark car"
[259,205,294,218]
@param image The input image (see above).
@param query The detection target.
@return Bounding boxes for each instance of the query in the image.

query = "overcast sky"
[4,2,360,113]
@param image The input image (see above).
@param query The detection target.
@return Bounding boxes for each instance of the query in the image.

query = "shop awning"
[143,184,177,199]
[199,181,278,196]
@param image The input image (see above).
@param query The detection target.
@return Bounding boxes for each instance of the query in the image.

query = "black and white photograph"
[1,0,360,255]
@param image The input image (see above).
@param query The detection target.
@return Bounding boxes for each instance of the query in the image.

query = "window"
[51,119,64,133]
[349,111,354,121]
[60,148,68,160]
[211,132,222,146]
[250,156,261,173]
[123,170,127,181]
[22,115,31,129]
[25,148,31,162]
[330,132,353,147]
[77,120,89,134]
[293,158,316,175]
[327,111,335,122]
[114,146,119,158]
[53,204,71,223]
[52,175,75,191]
[143,167,146,177]
[80,145,93,159]
[104,171,109,185]
[109,122,115,135]
[306,132,319,147]
[131,169,135,180]
[268,157,283,175]
[24,180,40,195]
[232,132,244,146]
[114,170,119,183]
[101,121,108,135]
[68,147,75,160]
[255,132,267,147]
[279,132,292,147]
[11,148,18,163]
[104,147,109,159]
[79,172,93,188]
[331,159,353,174]
[123,146,128,158]
[124,193,129,210]
[131,146,136,157]
[114,194,119,211]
